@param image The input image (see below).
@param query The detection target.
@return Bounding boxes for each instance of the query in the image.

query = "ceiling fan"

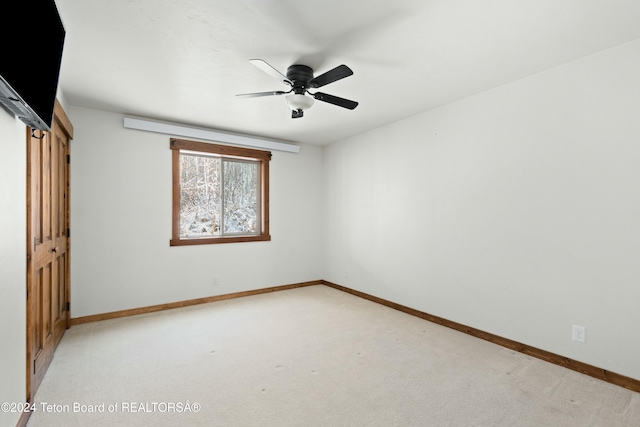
[237,59,359,118]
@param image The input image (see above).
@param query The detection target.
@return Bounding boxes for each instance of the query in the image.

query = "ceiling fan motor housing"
[287,65,314,93]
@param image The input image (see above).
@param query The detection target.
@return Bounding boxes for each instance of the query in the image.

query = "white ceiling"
[55,0,640,146]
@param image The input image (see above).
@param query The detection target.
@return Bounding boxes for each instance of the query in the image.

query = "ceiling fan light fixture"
[285,94,314,111]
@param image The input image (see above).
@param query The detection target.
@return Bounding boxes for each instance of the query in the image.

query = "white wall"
[0,111,27,427]
[69,107,324,317]
[323,38,640,380]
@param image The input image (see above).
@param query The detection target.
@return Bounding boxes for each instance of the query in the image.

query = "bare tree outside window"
[170,139,270,245]
[179,153,221,237]
[222,160,259,235]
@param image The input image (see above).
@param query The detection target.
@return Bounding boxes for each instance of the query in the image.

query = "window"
[170,138,271,245]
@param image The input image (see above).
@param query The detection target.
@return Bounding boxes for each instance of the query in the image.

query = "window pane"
[170,138,271,246]
[179,153,221,237]
[223,160,259,234]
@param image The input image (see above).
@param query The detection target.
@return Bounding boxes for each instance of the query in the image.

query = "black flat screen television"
[0,0,65,131]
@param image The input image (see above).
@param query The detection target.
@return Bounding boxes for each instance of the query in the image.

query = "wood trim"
[53,99,74,139]
[170,138,272,160]
[64,123,72,328]
[16,409,31,427]
[70,281,321,326]
[321,280,640,394]
[170,234,271,246]
[262,156,270,239]
[169,138,271,246]
[171,148,180,242]
[67,279,640,394]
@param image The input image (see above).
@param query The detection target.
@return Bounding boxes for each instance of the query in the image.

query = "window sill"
[170,234,271,246]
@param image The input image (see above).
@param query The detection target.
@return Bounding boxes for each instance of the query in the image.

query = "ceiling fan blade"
[249,59,292,86]
[236,91,287,98]
[308,65,353,88]
[312,92,358,110]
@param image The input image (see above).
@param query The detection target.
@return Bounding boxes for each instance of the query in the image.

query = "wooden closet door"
[26,101,73,401]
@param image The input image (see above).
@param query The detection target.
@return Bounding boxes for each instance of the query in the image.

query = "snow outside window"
[170,139,271,245]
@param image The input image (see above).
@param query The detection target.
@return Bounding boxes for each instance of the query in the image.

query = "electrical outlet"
[572,325,586,343]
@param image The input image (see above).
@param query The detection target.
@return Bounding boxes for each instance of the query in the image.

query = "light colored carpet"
[27,285,640,426]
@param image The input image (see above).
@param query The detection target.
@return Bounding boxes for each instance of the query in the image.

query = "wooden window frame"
[170,138,271,246]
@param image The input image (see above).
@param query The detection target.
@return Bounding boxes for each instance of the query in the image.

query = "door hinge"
[67,154,70,164]
[66,302,70,311]
[67,228,70,238]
